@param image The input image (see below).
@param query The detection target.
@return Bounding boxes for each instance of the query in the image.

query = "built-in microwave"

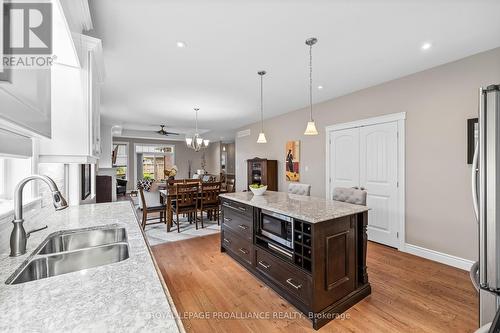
[258,209,294,250]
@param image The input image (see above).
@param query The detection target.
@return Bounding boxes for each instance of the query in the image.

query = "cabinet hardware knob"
[238,224,248,230]
[286,278,302,290]
[258,261,270,269]
[238,248,249,255]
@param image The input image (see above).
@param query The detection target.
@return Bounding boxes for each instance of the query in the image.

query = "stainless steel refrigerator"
[472,84,500,326]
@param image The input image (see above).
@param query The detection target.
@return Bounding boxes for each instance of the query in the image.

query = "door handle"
[223,238,231,244]
[471,141,479,222]
[223,217,232,222]
[258,261,270,269]
[238,224,248,230]
[286,278,302,290]
[238,248,249,255]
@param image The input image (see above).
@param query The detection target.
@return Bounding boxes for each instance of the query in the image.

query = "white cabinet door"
[329,128,360,199]
[360,122,399,248]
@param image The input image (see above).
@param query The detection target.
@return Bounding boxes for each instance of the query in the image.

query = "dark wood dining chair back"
[172,183,199,232]
[175,183,199,208]
[201,182,221,206]
[199,182,221,227]
[138,187,166,229]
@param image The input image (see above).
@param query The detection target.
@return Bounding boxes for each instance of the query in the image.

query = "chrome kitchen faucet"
[10,175,68,257]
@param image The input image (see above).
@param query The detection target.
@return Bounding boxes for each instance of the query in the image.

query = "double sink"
[6,225,130,285]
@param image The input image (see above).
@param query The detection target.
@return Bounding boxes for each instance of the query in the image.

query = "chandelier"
[185,107,209,152]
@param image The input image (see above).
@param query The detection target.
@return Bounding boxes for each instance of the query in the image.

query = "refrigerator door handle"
[470,261,480,292]
[479,87,487,288]
[472,141,479,222]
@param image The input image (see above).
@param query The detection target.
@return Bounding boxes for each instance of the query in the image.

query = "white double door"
[329,121,399,248]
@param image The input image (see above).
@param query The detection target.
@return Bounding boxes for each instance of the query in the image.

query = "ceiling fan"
[156,125,179,136]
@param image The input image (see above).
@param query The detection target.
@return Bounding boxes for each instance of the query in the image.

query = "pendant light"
[186,108,209,152]
[257,70,267,143]
[304,37,319,136]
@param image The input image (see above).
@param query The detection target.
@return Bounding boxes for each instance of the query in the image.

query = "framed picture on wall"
[467,118,478,164]
[285,140,300,182]
[81,164,91,200]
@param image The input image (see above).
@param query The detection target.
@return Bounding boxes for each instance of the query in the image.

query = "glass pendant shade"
[196,137,203,145]
[203,139,210,146]
[185,137,193,145]
[257,132,267,143]
[304,121,319,135]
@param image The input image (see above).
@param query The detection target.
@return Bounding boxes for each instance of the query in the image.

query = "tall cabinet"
[247,158,278,191]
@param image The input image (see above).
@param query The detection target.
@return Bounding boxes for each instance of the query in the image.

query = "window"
[113,143,128,180]
[0,157,34,216]
[135,144,175,181]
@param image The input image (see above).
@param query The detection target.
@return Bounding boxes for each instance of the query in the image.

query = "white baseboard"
[403,243,474,271]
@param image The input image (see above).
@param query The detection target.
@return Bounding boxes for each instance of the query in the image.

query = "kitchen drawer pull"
[258,261,270,269]
[286,278,302,290]
[238,248,249,255]
[238,224,248,230]
[223,203,247,212]
[223,238,231,244]
[223,217,232,222]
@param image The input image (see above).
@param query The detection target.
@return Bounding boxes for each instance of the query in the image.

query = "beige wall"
[235,47,500,261]
[205,142,221,176]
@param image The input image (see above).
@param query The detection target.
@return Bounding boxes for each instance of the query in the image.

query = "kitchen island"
[219,191,371,330]
[0,201,183,332]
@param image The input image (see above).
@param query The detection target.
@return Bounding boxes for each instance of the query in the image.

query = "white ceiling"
[88,0,500,140]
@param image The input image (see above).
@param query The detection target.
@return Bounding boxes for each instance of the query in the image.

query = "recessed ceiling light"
[421,42,432,51]
[176,41,186,48]
[317,85,324,90]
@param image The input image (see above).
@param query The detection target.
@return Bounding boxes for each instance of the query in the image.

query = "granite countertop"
[220,191,369,223]
[0,201,183,333]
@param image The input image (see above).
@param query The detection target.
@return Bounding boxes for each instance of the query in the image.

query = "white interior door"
[359,122,399,248]
[329,128,360,199]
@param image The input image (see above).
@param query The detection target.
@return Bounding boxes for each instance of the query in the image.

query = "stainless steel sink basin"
[39,227,127,254]
[6,225,130,285]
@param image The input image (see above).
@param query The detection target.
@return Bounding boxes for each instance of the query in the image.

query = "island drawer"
[255,247,312,306]
[222,208,253,240]
[222,230,253,266]
[221,199,252,219]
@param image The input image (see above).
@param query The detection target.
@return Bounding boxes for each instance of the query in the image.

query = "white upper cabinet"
[39,34,104,163]
[0,0,82,139]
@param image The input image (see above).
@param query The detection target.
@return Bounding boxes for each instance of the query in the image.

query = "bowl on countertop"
[249,185,267,196]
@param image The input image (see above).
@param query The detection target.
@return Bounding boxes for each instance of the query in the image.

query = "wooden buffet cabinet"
[247,158,278,191]
[220,192,371,330]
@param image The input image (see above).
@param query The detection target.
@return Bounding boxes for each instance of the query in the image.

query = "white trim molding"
[403,243,474,271]
[325,112,406,132]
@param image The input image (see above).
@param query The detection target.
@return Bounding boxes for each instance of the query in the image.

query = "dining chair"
[226,178,235,192]
[199,182,221,227]
[172,183,199,232]
[332,187,367,206]
[288,183,311,196]
[138,187,167,229]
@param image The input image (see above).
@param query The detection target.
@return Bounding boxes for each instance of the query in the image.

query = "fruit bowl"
[249,185,267,196]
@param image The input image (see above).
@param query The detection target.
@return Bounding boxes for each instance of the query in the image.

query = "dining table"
[159,187,227,232]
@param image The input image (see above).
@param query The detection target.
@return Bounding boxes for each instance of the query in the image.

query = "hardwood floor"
[152,234,478,333]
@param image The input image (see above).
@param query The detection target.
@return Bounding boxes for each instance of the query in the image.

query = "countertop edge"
[220,192,369,223]
[130,201,186,333]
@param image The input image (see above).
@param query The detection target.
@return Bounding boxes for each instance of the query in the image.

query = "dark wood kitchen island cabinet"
[219,191,371,330]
